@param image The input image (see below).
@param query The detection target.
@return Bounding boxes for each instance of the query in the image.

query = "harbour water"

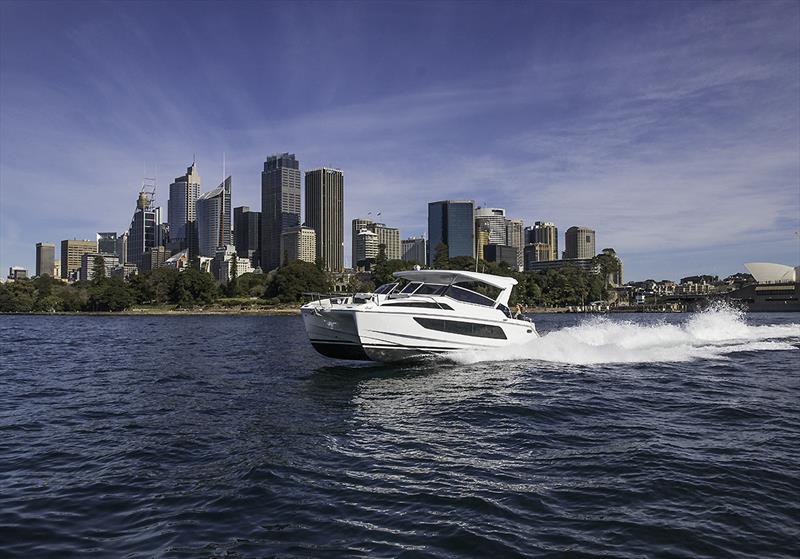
[1,308,798,557]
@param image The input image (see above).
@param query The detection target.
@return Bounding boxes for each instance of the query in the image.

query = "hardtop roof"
[393,269,517,290]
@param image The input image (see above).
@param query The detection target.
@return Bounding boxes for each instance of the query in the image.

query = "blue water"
[1,310,798,557]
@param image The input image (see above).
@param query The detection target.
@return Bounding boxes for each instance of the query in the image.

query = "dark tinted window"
[414,317,506,339]
[383,302,453,310]
[444,285,496,306]
[374,282,398,295]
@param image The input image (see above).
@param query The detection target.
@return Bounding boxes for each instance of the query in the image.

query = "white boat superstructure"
[301,269,538,362]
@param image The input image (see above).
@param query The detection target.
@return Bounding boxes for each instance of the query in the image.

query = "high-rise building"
[8,266,28,281]
[35,242,55,277]
[525,221,558,261]
[474,207,507,245]
[140,246,169,273]
[80,252,119,281]
[115,232,128,265]
[351,217,400,265]
[351,217,374,268]
[197,176,232,258]
[354,228,379,268]
[261,153,301,272]
[484,244,517,268]
[97,232,117,255]
[61,239,97,279]
[427,200,475,265]
[233,206,261,266]
[523,243,554,271]
[126,189,162,271]
[565,226,596,259]
[168,162,201,256]
[505,218,524,271]
[401,236,427,265]
[305,167,344,272]
[476,227,490,261]
[280,226,317,264]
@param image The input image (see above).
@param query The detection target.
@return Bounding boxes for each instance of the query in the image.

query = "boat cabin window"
[414,283,447,295]
[444,281,501,307]
[373,282,399,295]
[399,281,423,294]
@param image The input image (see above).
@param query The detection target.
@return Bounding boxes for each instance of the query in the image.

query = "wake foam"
[451,304,800,365]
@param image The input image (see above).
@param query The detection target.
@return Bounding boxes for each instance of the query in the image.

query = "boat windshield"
[444,281,502,307]
[373,282,399,295]
[399,281,423,294]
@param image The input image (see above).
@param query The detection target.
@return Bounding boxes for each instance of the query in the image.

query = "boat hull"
[301,305,536,363]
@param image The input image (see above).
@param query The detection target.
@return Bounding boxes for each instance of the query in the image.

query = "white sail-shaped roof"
[744,262,797,284]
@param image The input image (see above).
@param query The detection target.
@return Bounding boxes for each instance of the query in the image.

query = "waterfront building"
[401,236,426,265]
[61,239,97,280]
[80,252,119,281]
[483,244,517,268]
[351,218,401,265]
[7,266,27,281]
[427,200,475,265]
[140,246,168,273]
[35,242,55,277]
[565,226,596,260]
[351,218,374,268]
[354,228,379,268]
[97,232,117,255]
[213,245,254,284]
[280,226,317,264]
[233,206,261,266]
[54,261,61,278]
[505,218,524,271]
[126,191,162,271]
[168,162,201,256]
[110,263,138,280]
[197,176,232,258]
[305,167,344,272]
[115,232,128,265]
[523,243,554,271]
[475,207,507,245]
[525,222,558,261]
[261,153,301,272]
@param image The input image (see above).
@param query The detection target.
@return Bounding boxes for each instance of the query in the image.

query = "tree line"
[1,247,620,313]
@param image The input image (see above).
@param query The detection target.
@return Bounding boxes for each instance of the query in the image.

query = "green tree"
[433,242,449,269]
[86,278,134,311]
[170,267,218,306]
[370,259,414,287]
[92,255,106,284]
[226,254,239,297]
[264,260,331,303]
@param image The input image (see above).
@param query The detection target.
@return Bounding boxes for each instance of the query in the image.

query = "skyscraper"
[197,176,232,258]
[233,206,261,266]
[351,217,401,265]
[427,200,475,265]
[401,236,427,265]
[261,153,301,272]
[115,232,128,265]
[565,226,596,259]
[354,227,379,268]
[168,162,201,256]
[280,226,317,264]
[61,239,97,279]
[97,232,117,255]
[474,207,507,245]
[127,189,162,270]
[305,167,344,272]
[525,221,558,261]
[505,218,524,271]
[35,242,55,277]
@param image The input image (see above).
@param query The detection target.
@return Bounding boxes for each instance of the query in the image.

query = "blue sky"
[1,0,798,281]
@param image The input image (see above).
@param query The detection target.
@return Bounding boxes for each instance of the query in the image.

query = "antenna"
[222,151,226,182]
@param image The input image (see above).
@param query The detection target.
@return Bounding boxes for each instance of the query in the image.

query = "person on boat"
[514,303,525,319]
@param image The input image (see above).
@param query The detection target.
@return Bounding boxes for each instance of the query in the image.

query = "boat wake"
[451,304,800,365]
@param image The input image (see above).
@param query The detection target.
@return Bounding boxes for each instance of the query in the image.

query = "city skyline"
[1,1,798,280]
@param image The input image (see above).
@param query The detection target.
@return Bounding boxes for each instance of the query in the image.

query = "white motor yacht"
[301,269,538,362]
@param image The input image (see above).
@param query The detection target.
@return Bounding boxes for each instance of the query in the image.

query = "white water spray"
[452,304,800,365]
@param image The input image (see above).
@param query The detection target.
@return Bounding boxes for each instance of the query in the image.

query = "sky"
[1,0,798,281]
